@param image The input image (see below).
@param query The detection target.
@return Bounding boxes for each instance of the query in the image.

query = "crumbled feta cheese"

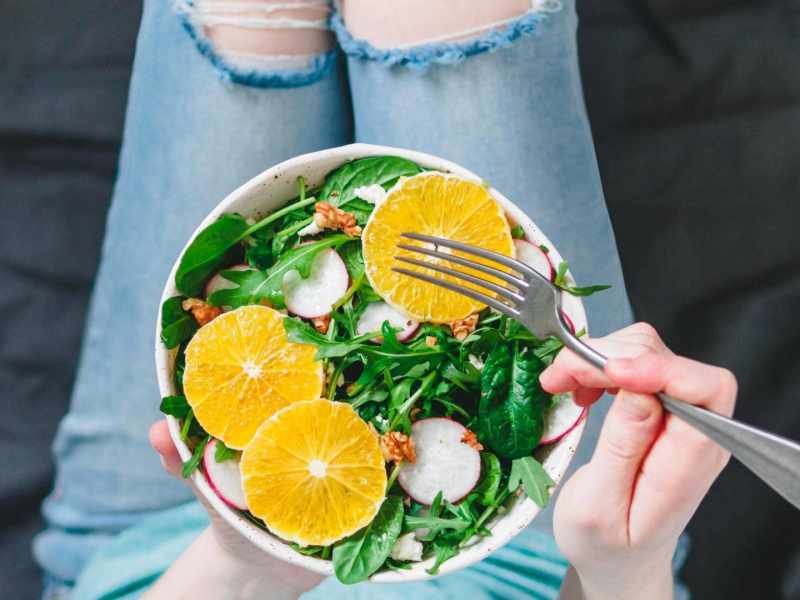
[468,354,485,370]
[297,220,323,237]
[354,184,388,206]
[390,532,424,562]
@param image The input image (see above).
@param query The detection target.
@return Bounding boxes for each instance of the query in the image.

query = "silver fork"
[394,232,800,510]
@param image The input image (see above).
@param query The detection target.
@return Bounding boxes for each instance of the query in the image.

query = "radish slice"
[539,394,587,445]
[398,418,481,505]
[204,264,250,300]
[560,311,576,334]
[514,239,554,281]
[203,439,247,510]
[283,248,349,318]
[356,302,419,342]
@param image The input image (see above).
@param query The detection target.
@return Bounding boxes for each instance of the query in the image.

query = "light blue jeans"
[34,0,646,597]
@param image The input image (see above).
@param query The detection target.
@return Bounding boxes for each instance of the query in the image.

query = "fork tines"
[391,232,545,318]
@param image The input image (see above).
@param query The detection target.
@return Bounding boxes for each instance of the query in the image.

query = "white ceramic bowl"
[155,143,588,582]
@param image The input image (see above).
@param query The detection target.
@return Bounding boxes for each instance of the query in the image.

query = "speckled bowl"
[155,143,588,582]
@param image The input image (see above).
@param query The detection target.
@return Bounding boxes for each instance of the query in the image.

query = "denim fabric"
[36,0,637,596]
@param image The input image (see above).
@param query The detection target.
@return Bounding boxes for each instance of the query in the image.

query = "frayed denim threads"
[330,9,552,70]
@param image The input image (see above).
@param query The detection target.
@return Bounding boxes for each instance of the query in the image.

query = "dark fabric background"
[0,1,797,598]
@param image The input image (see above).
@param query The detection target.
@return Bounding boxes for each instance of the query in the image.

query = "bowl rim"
[154,143,589,583]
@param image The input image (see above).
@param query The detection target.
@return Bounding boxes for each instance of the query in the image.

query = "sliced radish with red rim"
[283,248,349,318]
[514,239,554,281]
[203,439,247,510]
[398,418,481,505]
[356,302,419,343]
[539,394,586,446]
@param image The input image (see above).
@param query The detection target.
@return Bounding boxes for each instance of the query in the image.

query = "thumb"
[588,385,664,502]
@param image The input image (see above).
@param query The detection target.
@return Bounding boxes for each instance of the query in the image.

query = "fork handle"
[561,333,800,510]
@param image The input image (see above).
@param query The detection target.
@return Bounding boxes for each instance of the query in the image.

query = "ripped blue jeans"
[33,0,658,597]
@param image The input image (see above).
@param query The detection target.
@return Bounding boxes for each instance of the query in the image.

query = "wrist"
[574,556,673,600]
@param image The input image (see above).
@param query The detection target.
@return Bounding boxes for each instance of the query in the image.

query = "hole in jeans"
[338,0,561,49]
[176,0,337,86]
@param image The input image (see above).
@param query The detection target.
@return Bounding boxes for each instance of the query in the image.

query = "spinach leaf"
[319,156,423,208]
[509,456,554,508]
[174,184,317,296]
[332,496,404,584]
[472,452,502,505]
[159,395,190,419]
[208,235,349,309]
[214,440,238,463]
[182,435,210,478]
[553,260,612,297]
[175,214,249,296]
[160,296,198,349]
[477,344,547,459]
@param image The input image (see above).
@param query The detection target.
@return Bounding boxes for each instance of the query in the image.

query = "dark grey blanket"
[0,1,797,598]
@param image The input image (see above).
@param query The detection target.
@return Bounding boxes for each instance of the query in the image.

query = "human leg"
[34,0,351,593]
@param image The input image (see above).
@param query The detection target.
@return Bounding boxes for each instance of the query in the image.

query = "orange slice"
[182,305,323,449]
[241,399,386,546]
[362,172,514,323]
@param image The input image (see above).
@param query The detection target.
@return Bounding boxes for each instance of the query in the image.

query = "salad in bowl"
[155,144,608,584]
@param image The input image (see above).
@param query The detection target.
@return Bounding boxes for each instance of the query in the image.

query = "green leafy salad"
[158,155,609,583]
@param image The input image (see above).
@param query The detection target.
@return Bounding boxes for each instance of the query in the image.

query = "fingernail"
[619,392,652,421]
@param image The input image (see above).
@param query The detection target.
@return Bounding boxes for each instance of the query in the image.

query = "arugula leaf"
[215,440,238,463]
[553,260,611,297]
[175,214,249,296]
[427,535,460,575]
[510,224,525,239]
[477,344,547,459]
[333,496,404,584]
[509,456,554,508]
[208,235,350,309]
[182,435,210,478]
[472,452,502,505]
[319,156,423,207]
[284,317,375,359]
[160,296,198,349]
[159,395,190,419]
[404,514,471,541]
[338,240,366,280]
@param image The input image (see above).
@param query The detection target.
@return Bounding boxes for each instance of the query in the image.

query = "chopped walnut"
[424,335,438,348]
[182,298,222,327]
[409,407,422,421]
[313,201,361,237]
[311,314,331,334]
[461,429,484,451]
[380,431,416,464]
[450,313,479,341]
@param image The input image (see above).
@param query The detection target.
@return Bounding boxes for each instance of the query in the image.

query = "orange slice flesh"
[362,173,514,323]
[182,305,323,449]
[241,399,386,546]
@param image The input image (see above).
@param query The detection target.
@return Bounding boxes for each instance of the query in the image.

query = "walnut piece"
[182,298,222,327]
[313,201,361,237]
[311,314,331,334]
[450,313,479,341]
[380,431,416,464]
[461,428,484,451]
